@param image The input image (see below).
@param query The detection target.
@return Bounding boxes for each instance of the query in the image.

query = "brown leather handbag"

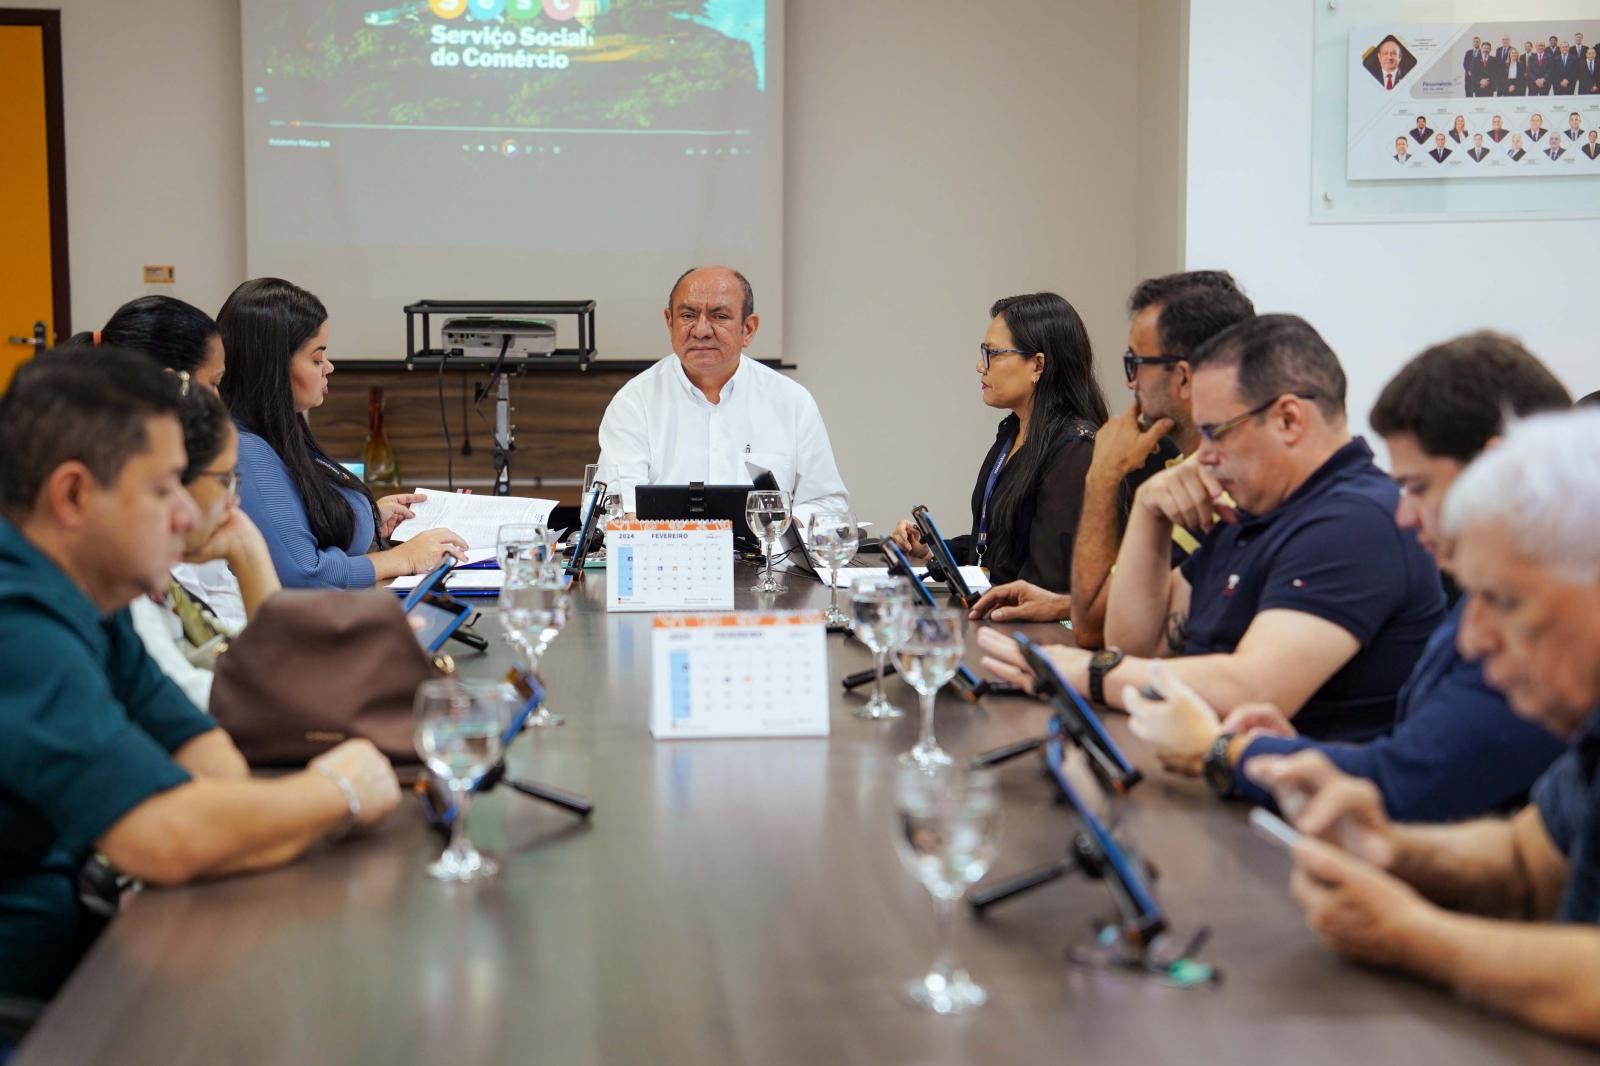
[209,589,443,766]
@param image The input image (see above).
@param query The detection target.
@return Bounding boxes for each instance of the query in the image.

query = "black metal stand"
[402,299,597,495]
[476,759,594,818]
[970,829,1219,988]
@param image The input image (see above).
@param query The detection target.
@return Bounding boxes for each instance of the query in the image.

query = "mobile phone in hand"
[1249,807,1303,850]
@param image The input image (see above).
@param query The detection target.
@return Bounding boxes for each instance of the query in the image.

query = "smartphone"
[1249,807,1304,850]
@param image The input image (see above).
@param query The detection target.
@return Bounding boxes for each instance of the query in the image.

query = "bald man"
[596,266,849,517]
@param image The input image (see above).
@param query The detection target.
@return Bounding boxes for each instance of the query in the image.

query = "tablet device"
[566,480,607,577]
[409,592,474,653]
[882,539,985,698]
[911,504,976,608]
[1046,731,1166,947]
[400,557,455,610]
[636,482,763,552]
[1013,633,1141,794]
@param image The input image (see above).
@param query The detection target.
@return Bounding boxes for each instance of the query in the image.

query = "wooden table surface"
[15,565,1588,1064]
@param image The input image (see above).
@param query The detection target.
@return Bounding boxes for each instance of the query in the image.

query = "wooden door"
[0,11,68,392]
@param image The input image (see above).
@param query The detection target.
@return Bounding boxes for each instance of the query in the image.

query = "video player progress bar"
[269,120,753,136]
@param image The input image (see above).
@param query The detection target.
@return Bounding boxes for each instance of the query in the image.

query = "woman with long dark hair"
[70,295,226,388]
[887,292,1110,590]
[218,278,465,588]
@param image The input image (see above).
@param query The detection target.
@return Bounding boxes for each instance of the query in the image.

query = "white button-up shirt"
[597,353,850,518]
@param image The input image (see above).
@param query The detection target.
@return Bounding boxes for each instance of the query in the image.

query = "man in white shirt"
[596,266,850,518]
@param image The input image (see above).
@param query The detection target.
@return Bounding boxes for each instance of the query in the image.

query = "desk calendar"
[650,613,830,739]
[605,520,735,612]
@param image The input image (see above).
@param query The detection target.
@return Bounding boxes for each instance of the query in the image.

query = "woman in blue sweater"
[217,278,465,588]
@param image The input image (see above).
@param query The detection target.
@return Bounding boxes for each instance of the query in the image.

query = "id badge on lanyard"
[976,435,1014,566]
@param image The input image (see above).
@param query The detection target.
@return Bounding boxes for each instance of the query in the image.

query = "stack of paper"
[813,565,992,593]
[390,568,508,594]
[390,487,559,552]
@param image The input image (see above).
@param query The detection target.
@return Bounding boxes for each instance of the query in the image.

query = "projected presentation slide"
[1347,18,1600,181]
[243,0,771,251]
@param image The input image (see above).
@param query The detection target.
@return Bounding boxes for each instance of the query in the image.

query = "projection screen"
[241,0,782,359]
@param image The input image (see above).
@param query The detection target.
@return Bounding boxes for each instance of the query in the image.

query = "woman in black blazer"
[889,292,1111,590]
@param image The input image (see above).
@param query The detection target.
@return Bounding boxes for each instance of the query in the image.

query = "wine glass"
[414,679,512,883]
[496,522,545,572]
[895,607,966,769]
[850,576,914,720]
[808,510,860,625]
[497,562,569,727]
[893,764,1003,1013]
[745,489,791,594]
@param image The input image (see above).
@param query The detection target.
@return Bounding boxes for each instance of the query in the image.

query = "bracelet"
[312,764,361,838]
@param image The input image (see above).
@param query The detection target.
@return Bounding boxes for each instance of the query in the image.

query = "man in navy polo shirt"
[1117,332,1569,821]
[1248,409,1600,1045]
[979,314,1444,742]
[0,350,400,1012]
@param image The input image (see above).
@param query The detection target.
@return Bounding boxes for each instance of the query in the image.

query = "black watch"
[1204,731,1239,798]
[1087,648,1124,705]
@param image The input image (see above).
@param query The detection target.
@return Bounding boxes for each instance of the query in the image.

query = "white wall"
[49,0,1181,526]
[785,0,1149,525]
[1186,0,1593,456]
[54,0,246,334]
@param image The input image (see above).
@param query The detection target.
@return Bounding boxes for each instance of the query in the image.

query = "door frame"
[0,8,69,340]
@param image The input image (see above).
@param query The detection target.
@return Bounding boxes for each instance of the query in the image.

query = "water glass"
[415,679,512,883]
[496,522,545,572]
[850,576,914,720]
[894,607,967,769]
[893,764,1003,1013]
[808,510,860,625]
[497,562,570,727]
[745,488,792,593]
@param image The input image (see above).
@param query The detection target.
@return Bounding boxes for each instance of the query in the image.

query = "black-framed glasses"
[978,343,1032,372]
[1122,347,1183,382]
[193,468,241,496]
[1197,393,1318,444]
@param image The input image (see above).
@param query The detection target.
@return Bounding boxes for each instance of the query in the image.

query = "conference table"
[15,563,1586,1064]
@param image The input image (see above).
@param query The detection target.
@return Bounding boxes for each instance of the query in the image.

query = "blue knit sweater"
[1233,599,1566,821]
[235,428,377,589]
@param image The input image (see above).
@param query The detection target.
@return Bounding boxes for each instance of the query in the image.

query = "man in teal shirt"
[0,350,401,1008]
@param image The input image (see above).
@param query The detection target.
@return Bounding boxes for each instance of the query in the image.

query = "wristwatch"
[1087,648,1124,705]
[1204,731,1239,799]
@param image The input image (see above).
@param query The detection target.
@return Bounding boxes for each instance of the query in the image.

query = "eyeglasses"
[978,343,1032,372]
[1123,347,1183,382]
[1197,393,1318,444]
[193,468,241,496]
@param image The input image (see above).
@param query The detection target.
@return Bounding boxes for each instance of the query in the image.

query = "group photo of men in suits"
[1457,27,1599,98]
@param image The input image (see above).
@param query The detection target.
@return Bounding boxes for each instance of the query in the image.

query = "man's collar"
[669,351,747,404]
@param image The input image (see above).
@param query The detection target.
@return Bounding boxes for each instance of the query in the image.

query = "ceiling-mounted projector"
[442,316,559,358]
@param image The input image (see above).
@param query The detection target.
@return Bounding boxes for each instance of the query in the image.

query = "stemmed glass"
[893,764,1003,1013]
[497,561,569,727]
[496,522,545,572]
[895,607,966,769]
[850,576,914,720]
[808,510,860,626]
[745,489,792,594]
[415,679,512,883]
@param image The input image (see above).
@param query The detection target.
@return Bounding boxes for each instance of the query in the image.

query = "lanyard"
[976,434,1015,560]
